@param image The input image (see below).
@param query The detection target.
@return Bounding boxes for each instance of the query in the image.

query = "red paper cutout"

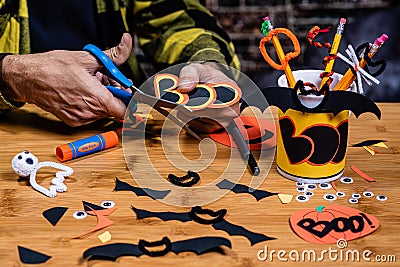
[290,205,379,244]
[209,116,276,150]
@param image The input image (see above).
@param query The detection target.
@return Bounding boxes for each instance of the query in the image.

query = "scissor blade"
[131,89,192,113]
[155,106,201,140]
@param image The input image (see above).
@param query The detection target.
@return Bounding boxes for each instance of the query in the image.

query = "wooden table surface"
[0,103,399,266]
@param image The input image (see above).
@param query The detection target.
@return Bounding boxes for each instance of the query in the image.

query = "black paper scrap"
[352,140,387,147]
[216,179,278,201]
[42,207,68,226]
[18,245,51,264]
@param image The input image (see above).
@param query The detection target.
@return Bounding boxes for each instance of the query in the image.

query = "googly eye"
[336,191,346,197]
[376,195,387,202]
[306,184,317,190]
[304,191,314,197]
[101,200,115,208]
[323,193,337,201]
[340,176,354,184]
[296,186,306,192]
[363,191,374,198]
[349,198,359,204]
[296,182,304,187]
[296,195,309,202]
[73,211,88,220]
[352,193,361,199]
[319,183,332,190]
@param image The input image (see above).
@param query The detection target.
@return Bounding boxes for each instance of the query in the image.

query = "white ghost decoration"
[12,150,73,198]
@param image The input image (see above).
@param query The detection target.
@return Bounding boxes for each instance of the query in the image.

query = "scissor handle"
[83,44,133,89]
[105,85,135,106]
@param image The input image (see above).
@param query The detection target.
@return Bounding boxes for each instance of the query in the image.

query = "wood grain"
[0,103,399,266]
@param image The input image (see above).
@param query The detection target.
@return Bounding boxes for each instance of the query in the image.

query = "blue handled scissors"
[83,44,200,140]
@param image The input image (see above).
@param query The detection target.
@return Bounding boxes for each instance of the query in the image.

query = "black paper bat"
[216,179,278,201]
[114,177,170,199]
[83,236,231,260]
[132,205,275,246]
[240,83,381,119]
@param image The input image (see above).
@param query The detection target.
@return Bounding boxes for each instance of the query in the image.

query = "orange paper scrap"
[351,165,376,182]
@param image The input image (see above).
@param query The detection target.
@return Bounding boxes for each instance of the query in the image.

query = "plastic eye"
[336,191,346,197]
[340,176,354,184]
[349,198,359,204]
[319,183,332,190]
[296,195,309,202]
[376,195,387,202]
[101,200,115,208]
[323,193,337,201]
[304,191,314,197]
[296,187,306,192]
[306,184,317,190]
[73,211,88,220]
[363,191,374,198]
[352,193,361,199]
[296,182,304,187]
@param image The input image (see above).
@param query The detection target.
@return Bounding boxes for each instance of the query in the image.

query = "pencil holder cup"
[274,70,355,183]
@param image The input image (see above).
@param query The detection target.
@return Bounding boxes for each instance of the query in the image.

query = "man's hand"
[1,33,133,127]
[177,62,240,133]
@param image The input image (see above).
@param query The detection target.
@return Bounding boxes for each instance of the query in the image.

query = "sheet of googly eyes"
[340,176,354,184]
[101,201,115,208]
[349,198,359,204]
[296,195,309,202]
[336,191,346,197]
[352,193,361,199]
[376,195,387,202]
[363,191,374,198]
[306,184,317,191]
[319,183,332,190]
[323,193,337,201]
[304,191,314,197]
[73,211,88,220]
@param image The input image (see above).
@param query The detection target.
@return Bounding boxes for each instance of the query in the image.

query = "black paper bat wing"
[83,243,142,261]
[325,90,381,118]
[254,86,294,113]
[132,206,192,222]
[213,220,276,246]
[114,177,170,199]
[171,237,232,254]
[216,179,277,201]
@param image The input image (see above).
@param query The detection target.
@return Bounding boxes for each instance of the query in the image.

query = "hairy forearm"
[0,54,26,110]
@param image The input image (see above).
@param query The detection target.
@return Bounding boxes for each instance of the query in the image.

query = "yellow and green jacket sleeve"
[0,0,240,89]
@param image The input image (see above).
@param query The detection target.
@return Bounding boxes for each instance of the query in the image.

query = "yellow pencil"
[320,18,346,89]
[334,34,388,91]
[266,17,296,88]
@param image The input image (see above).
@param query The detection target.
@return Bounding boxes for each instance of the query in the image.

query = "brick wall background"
[135,0,400,101]
[204,0,400,101]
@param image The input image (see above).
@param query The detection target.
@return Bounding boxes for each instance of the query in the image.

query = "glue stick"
[56,131,118,162]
